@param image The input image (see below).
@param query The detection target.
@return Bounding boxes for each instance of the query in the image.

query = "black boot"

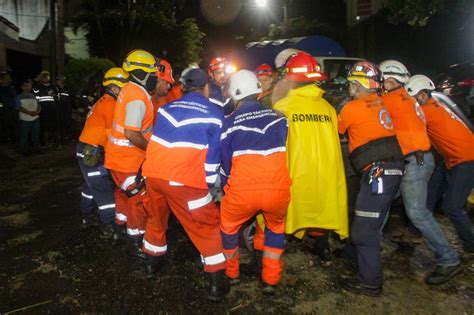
[260,281,277,296]
[240,250,262,276]
[128,235,147,260]
[99,224,114,239]
[206,270,230,302]
[111,224,127,245]
[312,234,332,261]
[81,213,97,228]
[145,254,166,279]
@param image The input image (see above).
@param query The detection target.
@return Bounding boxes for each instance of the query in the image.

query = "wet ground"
[0,142,473,314]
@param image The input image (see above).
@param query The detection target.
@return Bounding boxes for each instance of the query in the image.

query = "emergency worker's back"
[274,84,348,238]
[220,101,291,191]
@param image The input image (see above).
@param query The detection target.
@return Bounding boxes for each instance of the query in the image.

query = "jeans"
[400,152,459,265]
[428,161,474,252]
[19,119,40,153]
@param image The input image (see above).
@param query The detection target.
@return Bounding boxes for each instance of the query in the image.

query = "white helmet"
[405,74,435,96]
[379,60,410,84]
[228,69,262,101]
[275,48,301,69]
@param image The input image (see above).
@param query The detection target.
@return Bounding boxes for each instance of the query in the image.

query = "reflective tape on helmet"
[201,253,225,266]
[187,193,212,210]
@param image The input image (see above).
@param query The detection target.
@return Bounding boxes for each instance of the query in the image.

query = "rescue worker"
[254,64,274,108]
[208,57,234,115]
[76,67,129,239]
[104,49,157,257]
[219,70,291,294]
[142,68,229,302]
[34,70,58,147]
[337,61,405,296]
[273,52,348,259]
[271,48,301,105]
[151,59,181,114]
[54,75,73,145]
[406,75,474,258]
[380,62,462,284]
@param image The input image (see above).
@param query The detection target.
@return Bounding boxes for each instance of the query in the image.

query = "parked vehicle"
[434,62,474,118]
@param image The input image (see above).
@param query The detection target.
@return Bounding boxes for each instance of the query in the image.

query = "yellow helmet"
[122,49,158,73]
[103,67,130,88]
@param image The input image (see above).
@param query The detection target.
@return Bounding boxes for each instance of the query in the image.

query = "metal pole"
[49,0,56,76]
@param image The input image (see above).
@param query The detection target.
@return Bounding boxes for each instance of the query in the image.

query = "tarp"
[238,35,346,70]
[0,0,49,41]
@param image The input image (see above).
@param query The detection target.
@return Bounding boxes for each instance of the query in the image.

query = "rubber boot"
[206,269,230,302]
[312,234,332,261]
[99,224,114,239]
[128,234,147,260]
[145,254,166,279]
[111,223,127,245]
[240,250,262,276]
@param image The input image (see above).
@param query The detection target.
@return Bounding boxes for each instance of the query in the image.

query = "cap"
[40,70,50,76]
[55,75,66,81]
[181,68,208,90]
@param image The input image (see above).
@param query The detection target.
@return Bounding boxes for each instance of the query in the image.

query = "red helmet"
[209,57,227,73]
[255,64,273,77]
[284,52,327,82]
[347,61,382,90]
[156,59,174,84]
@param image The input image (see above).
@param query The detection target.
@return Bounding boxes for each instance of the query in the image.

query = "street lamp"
[255,0,267,8]
[255,0,287,22]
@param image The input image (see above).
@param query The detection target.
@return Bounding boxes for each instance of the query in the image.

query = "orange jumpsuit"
[104,82,154,237]
[219,101,291,285]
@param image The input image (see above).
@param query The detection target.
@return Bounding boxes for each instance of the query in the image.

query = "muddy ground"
[0,142,473,314]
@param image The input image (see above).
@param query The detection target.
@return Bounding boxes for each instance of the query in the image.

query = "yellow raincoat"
[273,84,348,239]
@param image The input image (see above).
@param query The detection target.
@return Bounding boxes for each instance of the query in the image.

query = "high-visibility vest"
[79,93,116,147]
[105,82,154,173]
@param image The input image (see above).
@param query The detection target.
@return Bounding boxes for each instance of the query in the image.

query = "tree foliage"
[72,0,205,71]
[261,17,332,40]
[64,57,115,95]
[386,0,472,27]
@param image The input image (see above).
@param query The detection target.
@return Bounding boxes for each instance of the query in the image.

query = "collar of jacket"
[288,84,324,100]
[235,100,262,113]
[183,91,207,101]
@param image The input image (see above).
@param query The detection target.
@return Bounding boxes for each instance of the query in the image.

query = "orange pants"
[220,189,290,285]
[110,170,148,237]
[143,178,225,273]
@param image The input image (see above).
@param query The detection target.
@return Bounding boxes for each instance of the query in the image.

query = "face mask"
[145,74,158,93]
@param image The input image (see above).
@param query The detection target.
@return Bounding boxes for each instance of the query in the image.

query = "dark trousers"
[19,119,40,153]
[351,161,404,287]
[76,142,116,225]
[428,161,474,252]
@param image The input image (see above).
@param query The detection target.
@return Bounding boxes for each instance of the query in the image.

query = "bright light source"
[256,0,267,8]
[226,64,237,74]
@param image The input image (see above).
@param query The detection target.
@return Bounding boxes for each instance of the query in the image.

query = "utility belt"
[350,136,404,172]
[122,166,145,198]
[405,150,430,166]
[80,142,104,167]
